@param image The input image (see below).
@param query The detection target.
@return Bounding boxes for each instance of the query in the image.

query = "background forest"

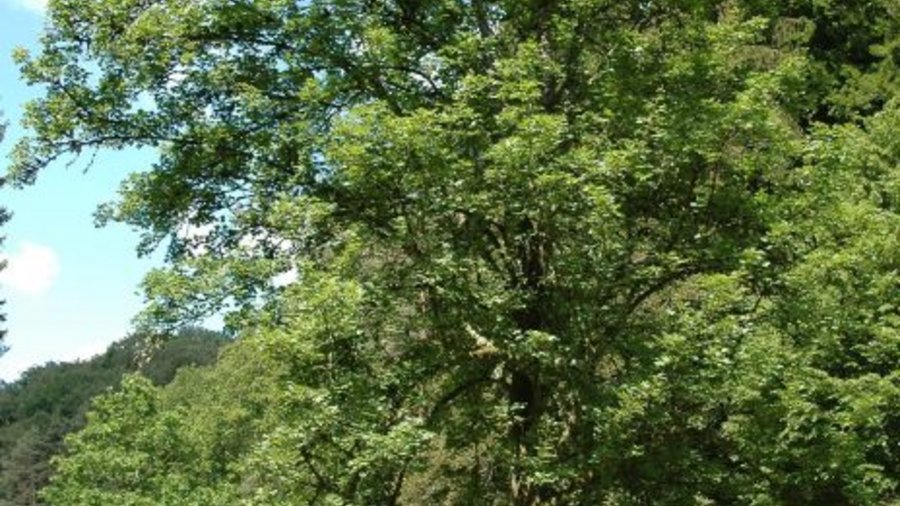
[1,0,899,504]
[0,328,227,505]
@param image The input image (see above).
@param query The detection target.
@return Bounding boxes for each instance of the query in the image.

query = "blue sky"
[0,0,164,381]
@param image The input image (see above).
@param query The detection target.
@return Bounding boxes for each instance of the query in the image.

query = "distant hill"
[0,328,228,506]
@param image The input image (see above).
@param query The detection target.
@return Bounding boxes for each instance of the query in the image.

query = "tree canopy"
[0,328,227,506]
[7,0,900,504]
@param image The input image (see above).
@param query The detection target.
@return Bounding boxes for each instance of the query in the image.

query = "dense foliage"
[0,328,226,505]
[42,338,282,505]
[6,0,900,504]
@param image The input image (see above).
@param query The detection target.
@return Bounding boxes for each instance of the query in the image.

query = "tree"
[12,0,900,504]
[42,338,283,506]
[0,114,9,357]
[0,328,227,505]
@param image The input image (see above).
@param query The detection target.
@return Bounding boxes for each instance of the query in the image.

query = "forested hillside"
[0,328,227,505]
[2,0,898,504]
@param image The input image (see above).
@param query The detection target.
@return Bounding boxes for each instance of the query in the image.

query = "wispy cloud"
[4,0,48,15]
[0,242,60,297]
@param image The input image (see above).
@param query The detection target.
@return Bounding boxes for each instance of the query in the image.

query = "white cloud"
[177,222,214,256]
[272,266,298,288]
[165,68,188,90]
[0,242,61,297]
[0,336,112,382]
[6,0,47,14]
